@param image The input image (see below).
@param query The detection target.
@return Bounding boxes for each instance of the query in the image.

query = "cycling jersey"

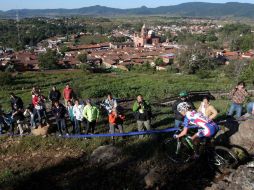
[183,111,219,138]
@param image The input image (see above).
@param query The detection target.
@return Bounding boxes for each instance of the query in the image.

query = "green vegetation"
[76,35,109,45]
[0,68,252,189]
[218,23,254,52]
[0,18,115,50]
[155,58,164,66]
[38,49,60,70]
[0,69,243,110]
[0,72,13,85]
[77,53,88,63]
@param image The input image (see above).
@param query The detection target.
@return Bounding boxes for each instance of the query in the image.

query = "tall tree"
[38,49,60,70]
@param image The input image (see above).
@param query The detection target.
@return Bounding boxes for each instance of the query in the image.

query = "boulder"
[206,163,254,190]
[144,167,162,189]
[31,124,50,136]
[230,118,254,154]
[90,145,121,164]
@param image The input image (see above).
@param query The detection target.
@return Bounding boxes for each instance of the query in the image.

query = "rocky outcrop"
[206,161,254,190]
[230,117,254,155]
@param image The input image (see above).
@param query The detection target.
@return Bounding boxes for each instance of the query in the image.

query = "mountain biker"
[174,102,220,141]
[172,91,195,128]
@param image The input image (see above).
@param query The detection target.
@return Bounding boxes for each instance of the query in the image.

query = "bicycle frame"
[175,136,194,155]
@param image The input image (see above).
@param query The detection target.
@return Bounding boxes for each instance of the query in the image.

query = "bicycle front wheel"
[164,138,193,164]
[212,146,238,169]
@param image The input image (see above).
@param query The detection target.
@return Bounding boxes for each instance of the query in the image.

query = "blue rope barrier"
[0,126,198,138]
[63,127,181,138]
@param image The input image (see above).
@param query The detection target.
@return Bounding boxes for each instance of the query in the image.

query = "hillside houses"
[88,46,176,70]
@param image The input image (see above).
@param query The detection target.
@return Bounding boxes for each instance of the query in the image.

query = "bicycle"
[163,128,239,171]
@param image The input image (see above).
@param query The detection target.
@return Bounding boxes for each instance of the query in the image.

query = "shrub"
[0,72,13,85]
[196,69,211,79]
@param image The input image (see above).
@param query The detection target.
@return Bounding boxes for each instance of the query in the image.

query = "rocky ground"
[0,118,253,190]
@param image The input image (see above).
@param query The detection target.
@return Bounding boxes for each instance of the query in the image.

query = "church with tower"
[133,24,160,47]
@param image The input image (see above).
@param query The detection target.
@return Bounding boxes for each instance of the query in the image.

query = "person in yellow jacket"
[83,99,99,134]
[197,96,218,120]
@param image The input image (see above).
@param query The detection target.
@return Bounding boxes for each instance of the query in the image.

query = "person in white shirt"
[73,99,84,134]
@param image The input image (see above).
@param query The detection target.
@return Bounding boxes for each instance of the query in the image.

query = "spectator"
[172,91,195,128]
[109,107,125,140]
[133,95,152,138]
[31,86,38,99]
[52,101,69,136]
[247,102,254,115]
[0,106,14,135]
[24,104,36,129]
[0,105,4,134]
[63,84,74,106]
[83,99,99,135]
[102,93,118,115]
[12,108,25,136]
[73,99,84,134]
[32,92,47,125]
[198,96,218,120]
[49,86,61,106]
[67,100,75,134]
[10,93,24,112]
[228,81,249,118]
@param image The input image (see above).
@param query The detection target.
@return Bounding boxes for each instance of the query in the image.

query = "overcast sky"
[1,0,253,11]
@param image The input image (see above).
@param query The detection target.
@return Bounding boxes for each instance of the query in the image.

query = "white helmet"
[177,102,190,113]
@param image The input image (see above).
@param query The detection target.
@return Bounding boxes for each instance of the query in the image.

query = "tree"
[240,60,254,81]
[223,60,247,80]
[206,33,218,42]
[77,53,87,63]
[59,45,70,55]
[176,44,215,74]
[155,58,164,66]
[38,49,60,70]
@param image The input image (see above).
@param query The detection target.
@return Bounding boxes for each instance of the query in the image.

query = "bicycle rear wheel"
[164,138,193,164]
[211,146,238,169]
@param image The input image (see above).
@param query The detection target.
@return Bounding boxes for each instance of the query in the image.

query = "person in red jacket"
[63,84,74,106]
[32,92,47,125]
[108,107,125,140]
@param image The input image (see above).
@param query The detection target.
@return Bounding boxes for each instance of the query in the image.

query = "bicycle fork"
[176,139,181,155]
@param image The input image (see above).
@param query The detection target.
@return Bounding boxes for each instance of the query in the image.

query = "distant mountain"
[1,2,254,19]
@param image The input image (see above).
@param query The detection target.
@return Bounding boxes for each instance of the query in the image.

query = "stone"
[206,164,254,190]
[230,118,254,155]
[31,124,50,136]
[144,167,161,189]
[90,145,121,164]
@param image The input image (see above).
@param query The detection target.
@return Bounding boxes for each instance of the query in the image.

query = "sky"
[1,0,253,11]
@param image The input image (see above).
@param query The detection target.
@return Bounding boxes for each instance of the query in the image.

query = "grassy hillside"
[0,69,246,189]
[0,69,235,109]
